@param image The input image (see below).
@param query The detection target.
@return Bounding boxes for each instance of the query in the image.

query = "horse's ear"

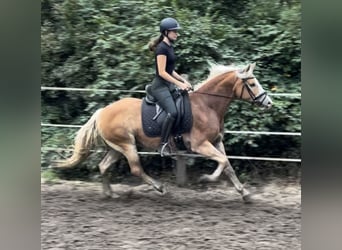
[241,64,250,73]
[248,62,256,74]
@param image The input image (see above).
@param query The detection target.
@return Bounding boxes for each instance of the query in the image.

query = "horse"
[51,62,273,203]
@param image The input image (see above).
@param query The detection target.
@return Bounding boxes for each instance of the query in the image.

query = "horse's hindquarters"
[97,98,160,150]
[97,98,141,138]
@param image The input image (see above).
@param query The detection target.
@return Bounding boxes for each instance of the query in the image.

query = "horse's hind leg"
[98,150,121,198]
[121,143,167,194]
[104,137,167,194]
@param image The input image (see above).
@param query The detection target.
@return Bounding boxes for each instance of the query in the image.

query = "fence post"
[175,154,187,186]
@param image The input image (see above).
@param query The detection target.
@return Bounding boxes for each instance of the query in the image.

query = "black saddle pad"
[141,93,192,137]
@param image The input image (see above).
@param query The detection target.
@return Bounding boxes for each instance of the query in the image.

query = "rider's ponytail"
[148,34,164,52]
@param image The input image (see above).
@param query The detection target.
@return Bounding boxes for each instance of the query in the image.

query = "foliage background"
[41,0,301,179]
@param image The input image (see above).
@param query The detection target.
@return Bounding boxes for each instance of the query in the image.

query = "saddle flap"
[145,84,157,104]
[141,91,193,138]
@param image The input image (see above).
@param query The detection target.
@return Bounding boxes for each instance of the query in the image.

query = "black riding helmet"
[160,17,181,34]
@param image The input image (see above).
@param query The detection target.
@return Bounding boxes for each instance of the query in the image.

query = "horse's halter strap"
[239,77,268,105]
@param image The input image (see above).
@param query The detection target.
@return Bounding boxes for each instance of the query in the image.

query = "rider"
[148,17,192,157]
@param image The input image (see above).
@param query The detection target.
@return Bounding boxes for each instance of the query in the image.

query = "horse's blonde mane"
[194,63,248,90]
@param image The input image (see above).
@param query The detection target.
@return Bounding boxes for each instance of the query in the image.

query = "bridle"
[239,77,268,105]
[194,76,268,105]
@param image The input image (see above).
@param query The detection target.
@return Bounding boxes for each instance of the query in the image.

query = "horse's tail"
[52,108,104,168]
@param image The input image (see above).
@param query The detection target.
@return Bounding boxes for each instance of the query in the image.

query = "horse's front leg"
[192,140,252,202]
[191,140,228,182]
[215,141,252,202]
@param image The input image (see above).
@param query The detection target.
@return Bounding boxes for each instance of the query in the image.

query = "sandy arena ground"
[41,174,300,250]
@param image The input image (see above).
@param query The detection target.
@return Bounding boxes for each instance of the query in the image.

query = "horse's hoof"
[198,174,218,183]
[154,183,168,195]
[101,194,112,200]
[101,191,117,200]
[242,192,254,204]
[198,174,210,183]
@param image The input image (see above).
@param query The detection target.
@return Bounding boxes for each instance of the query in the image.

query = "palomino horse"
[52,62,272,202]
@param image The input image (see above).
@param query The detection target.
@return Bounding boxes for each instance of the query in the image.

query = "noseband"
[240,77,268,105]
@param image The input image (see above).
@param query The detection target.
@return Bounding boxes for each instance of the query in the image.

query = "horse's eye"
[249,83,256,87]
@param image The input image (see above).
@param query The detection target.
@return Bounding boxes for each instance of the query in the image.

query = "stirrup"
[159,143,171,157]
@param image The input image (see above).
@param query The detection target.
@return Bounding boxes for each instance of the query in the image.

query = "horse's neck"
[196,73,235,118]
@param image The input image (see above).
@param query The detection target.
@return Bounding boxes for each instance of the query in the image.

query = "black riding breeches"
[150,78,177,119]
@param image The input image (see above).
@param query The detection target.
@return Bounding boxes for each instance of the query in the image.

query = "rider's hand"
[180,83,191,91]
[183,80,193,91]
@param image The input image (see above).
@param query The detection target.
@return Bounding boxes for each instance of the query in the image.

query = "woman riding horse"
[148,17,192,157]
[51,61,273,203]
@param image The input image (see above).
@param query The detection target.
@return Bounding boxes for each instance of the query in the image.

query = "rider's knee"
[168,110,177,120]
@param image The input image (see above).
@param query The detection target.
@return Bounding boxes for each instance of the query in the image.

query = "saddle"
[141,84,193,138]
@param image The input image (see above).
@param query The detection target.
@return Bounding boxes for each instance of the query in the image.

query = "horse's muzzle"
[265,101,272,109]
[262,99,273,110]
[256,96,272,110]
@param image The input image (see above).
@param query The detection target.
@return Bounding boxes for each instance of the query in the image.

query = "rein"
[193,75,239,100]
[194,91,235,99]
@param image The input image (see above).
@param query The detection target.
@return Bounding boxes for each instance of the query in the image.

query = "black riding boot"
[159,113,175,157]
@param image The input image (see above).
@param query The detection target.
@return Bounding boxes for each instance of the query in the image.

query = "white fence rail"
[41,147,301,163]
[41,86,301,163]
[41,86,301,97]
[41,123,301,136]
